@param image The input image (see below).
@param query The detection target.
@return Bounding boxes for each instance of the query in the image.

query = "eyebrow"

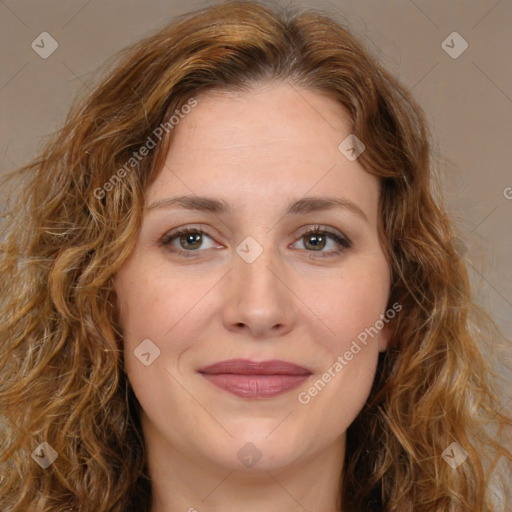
[146,195,368,222]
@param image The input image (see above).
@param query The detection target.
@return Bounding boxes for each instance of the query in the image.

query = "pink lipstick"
[198,359,312,399]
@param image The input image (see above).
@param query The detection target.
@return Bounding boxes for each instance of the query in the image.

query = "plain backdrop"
[1,0,511,409]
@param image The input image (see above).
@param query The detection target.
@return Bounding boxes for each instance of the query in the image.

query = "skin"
[114,81,392,512]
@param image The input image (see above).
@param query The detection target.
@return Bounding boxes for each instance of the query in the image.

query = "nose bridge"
[222,236,296,336]
[235,238,283,304]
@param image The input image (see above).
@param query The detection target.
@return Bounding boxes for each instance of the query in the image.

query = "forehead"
[169,82,353,150]
[146,82,379,221]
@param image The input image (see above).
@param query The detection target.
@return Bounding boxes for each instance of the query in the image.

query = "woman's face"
[114,82,391,474]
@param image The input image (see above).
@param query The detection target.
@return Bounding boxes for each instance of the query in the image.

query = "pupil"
[306,234,325,251]
[181,232,202,249]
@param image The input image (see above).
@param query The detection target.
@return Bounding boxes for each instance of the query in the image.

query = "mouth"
[198,359,313,399]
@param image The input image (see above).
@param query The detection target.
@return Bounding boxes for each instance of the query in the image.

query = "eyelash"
[159,224,352,259]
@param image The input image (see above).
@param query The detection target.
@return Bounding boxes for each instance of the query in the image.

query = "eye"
[160,226,218,258]
[292,225,351,258]
[159,224,352,259]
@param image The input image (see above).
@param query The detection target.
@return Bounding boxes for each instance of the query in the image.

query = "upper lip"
[198,359,312,376]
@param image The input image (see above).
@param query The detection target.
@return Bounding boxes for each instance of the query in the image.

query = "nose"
[221,243,297,338]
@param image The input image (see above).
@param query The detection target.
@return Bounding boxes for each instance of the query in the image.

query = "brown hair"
[1,1,510,510]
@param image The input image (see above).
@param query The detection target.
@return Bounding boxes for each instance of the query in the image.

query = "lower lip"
[201,374,311,398]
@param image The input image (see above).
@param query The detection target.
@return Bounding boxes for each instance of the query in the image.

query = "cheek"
[114,260,217,376]
[296,282,384,433]
[115,256,198,339]
[114,266,198,418]
[303,261,390,353]
[293,262,389,426]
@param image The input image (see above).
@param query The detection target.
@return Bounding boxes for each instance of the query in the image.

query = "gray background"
[1,0,511,410]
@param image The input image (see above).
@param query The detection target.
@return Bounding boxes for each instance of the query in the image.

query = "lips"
[199,359,312,375]
[198,359,312,399]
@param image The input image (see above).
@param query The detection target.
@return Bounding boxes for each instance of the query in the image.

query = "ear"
[378,322,391,352]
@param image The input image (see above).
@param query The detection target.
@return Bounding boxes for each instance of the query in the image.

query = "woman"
[1,1,510,510]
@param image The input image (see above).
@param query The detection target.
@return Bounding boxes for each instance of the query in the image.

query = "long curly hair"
[1,1,510,510]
